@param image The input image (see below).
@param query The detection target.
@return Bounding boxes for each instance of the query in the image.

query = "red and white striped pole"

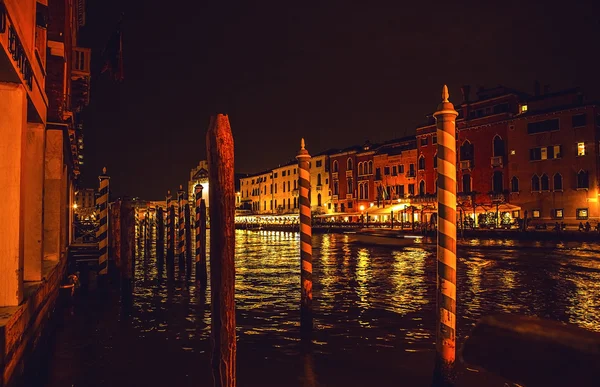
[433,85,459,385]
[296,138,313,332]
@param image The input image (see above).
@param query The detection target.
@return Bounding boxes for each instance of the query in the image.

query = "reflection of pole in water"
[178,185,186,279]
[185,201,192,281]
[195,184,207,287]
[433,85,458,385]
[156,206,165,269]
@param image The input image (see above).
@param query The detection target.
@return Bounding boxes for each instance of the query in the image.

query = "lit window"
[532,210,540,218]
[576,208,589,220]
[577,142,585,156]
[510,150,516,155]
[554,209,563,219]
[520,104,528,113]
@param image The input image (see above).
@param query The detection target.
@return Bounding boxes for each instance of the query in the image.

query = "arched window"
[460,140,474,161]
[419,180,425,195]
[462,174,471,193]
[347,158,353,171]
[418,155,426,170]
[317,193,322,206]
[347,178,353,195]
[288,198,291,209]
[333,160,338,173]
[531,175,540,192]
[368,160,373,174]
[553,173,563,191]
[365,183,369,199]
[317,173,322,186]
[511,176,519,192]
[359,183,364,199]
[358,162,364,175]
[577,170,589,189]
[541,174,549,191]
[492,135,505,157]
[433,152,438,169]
[333,181,338,195]
[492,171,503,193]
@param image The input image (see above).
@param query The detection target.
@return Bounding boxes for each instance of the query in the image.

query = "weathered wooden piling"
[296,138,313,333]
[195,184,208,286]
[96,167,110,275]
[156,206,165,267]
[207,114,236,387]
[433,85,458,385]
[185,201,192,280]
[178,185,186,277]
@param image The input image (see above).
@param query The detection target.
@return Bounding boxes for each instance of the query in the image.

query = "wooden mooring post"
[207,114,236,387]
[433,85,458,386]
[296,138,313,333]
[156,206,165,268]
[195,184,207,287]
[120,198,135,307]
[178,185,186,278]
[166,191,175,276]
[185,200,192,281]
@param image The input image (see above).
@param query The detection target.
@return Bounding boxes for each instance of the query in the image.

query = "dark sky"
[79,0,600,199]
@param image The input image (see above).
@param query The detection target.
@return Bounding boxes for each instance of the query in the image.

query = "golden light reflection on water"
[128,230,600,363]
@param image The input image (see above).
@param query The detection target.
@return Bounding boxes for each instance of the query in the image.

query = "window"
[531,175,540,192]
[359,184,364,200]
[364,183,369,199]
[392,166,397,176]
[553,174,563,191]
[512,210,520,218]
[511,176,519,192]
[399,164,405,173]
[520,104,528,113]
[460,140,474,161]
[418,155,425,170]
[398,185,405,197]
[572,114,586,128]
[462,174,471,193]
[347,158,353,171]
[408,184,415,195]
[358,162,364,175]
[368,160,373,174]
[333,160,338,173]
[283,183,286,192]
[317,193,322,206]
[433,153,438,169]
[492,135,504,157]
[419,180,425,195]
[409,164,415,176]
[375,168,382,180]
[576,208,589,220]
[492,171,503,193]
[347,202,353,209]
[347,178,353,195]
[577,170,589,189]
[577,142,585,156]
[527,119,559,134]
[530,145,562,161]
[294,168,297,174]
[273,172,278,178]
[420,137,428,146]
[333,181,338,195]
[540,174,549,191]
[532,209,541,218]
[384,166,390,175]
[287,181,290,191]
[432,136,437,144]
[316,160,322,168]
[554,209,564,219]
[317,173,322,186]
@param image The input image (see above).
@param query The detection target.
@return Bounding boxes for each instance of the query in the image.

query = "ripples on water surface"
[128,230,600,385]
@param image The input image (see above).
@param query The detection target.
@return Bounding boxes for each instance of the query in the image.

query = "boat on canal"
[347,228,416,248]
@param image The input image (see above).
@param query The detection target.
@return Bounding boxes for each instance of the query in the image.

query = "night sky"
[79,0,600,199]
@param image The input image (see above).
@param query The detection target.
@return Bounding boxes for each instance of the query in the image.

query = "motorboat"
[347,228,415,248]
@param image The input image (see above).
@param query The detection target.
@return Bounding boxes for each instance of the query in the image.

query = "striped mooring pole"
[156,206,165,267]
[97,167,110,275]
[433,85,459,385]
[135,206,140,254]
[166,191,173,269]
[195,184,207,285]
[184,200,192,280]
[178,185,186,277]
[296,138,313,332]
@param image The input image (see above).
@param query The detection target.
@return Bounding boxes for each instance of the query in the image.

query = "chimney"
[461,85,471,103]
[534,81,540,96]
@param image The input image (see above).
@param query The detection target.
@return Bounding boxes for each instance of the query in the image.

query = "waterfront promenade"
[20,230,600,386]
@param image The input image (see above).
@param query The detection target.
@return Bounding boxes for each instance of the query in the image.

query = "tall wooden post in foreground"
[97,167,110,275]
[296,138,313,332]
[433,85,459,386]
[207,114,236,387]
[195,184,208,286]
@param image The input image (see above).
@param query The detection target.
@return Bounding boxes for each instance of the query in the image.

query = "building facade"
[188,160,209,207]
[310,152,331,214]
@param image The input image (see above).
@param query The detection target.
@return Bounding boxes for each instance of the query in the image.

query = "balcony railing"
[406,171,416,178]
[332,194,339,200]
[346,170,353,177]
[346,194,353,199]
[460,160,472,170]
[491,156,503,168]
[332,172,338,180]
[315,185,322,191]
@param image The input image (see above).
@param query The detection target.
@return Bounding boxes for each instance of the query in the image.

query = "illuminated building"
[310,150,334,214]
[188,160,209,208]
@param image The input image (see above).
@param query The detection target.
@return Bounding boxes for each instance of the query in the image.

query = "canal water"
[24,231,600,386]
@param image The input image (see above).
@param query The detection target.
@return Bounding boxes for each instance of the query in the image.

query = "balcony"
[72,47,91,77]
[460,160,472,170]
[375,174,382,182]
[490,156,503,168]
[332,172,338,180]
[346,170,353,177]
[315,185,322,191]
[332,194,339,200]
[346,194,353,199]
[292,189,299,197]
[406,172,416,178]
